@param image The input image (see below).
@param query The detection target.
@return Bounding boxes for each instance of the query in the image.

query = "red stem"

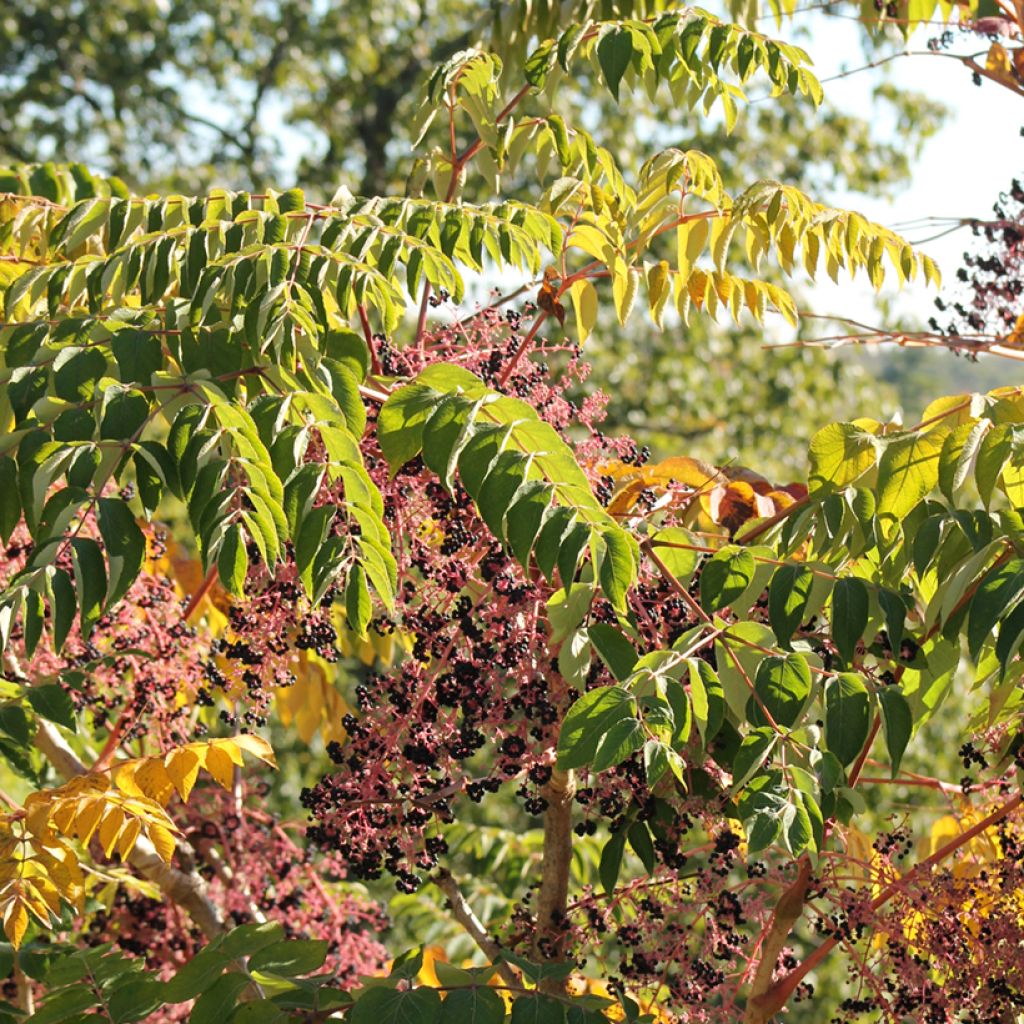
[755,792,1024,1018]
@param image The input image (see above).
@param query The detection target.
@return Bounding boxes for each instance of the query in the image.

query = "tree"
[0,0,953,479]
[0,4,1022,1024]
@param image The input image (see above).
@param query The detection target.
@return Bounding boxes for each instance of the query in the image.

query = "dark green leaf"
[824,673,871,766]
[591,716,644,773]
[877,688,912,778]
[831,577,868,666]
[217,522,248,598]
[189,972,252,1024]
[599,830,626,895]
[510,994,566,1024]
[109,978,165,1023]
[26,684,75,730]
[247,939,328,977]
[750,654,811,729]
[596,28,633,100]
[768,564,814,647]
[587,624,637,682]
[163,945,230,1002]
[97,497,146,609]
[439,986,505,1024]
[70,537,107,636]
[700,547,755,614]
[0,458,19,543]
[349,986,442,1024]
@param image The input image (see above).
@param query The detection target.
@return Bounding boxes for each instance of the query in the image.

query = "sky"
[784,12,1021,327]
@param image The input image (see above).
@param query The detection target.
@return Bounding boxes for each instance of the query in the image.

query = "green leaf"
[99,386,151,440]
[247,939,328,977]
[599,830,626,895]
[768,564,815,648]
[97,498,146,609]
[350,986,442,1024]
[782,794,817,856]
[750,653,811,729]
[591,716,644,773]
[50,568,76,652]
[587,623,637,682]
[597,526,637,614]
[808,422,878,492]
[163,945,230,1002]
[643,739,685,787]
[877,688,912,777]
[649,526,700,584]
[53,347,107,401]
[0,707,30,746]
[26,684,76,731]
[346,564,372,637]
[439,986,505,1024]
[876,430,944,529]
[596,28,634,101]
[557,686,633,770]
[511,993,566,1024]
[189,972,252,1024]
[0,458,20,543]
[109,978,165,1024]
[70,537,107,636]
[687,658,724,745]
[219,922,286,959]
[731,727,777,793]
[824,673,871,766]
[217,523,248,598]
[831,577,868,666]
[700,546,755,614]
[966,560,1024,661]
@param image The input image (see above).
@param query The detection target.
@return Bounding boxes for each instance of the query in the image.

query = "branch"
[741,858,813,1024]
[531,768,575,993]
[756,792,1024,1019]
[433,869,520,987]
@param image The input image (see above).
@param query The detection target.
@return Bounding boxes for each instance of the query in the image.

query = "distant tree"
[1,2,1022,1022]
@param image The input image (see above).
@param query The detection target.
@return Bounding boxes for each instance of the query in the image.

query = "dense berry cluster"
[930,174,1024,346]
[1,519,208,746]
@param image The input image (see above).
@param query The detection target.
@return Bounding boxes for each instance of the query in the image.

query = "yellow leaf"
[986,42,1017,86]
[165,748,202,802]
[3,901,28,948]
[148,823,176,863]
[210,738,246,767]
[611,259,638,325]
[98,806,126,859]
[676,218,709,280]
[134,759,175,804]
[116,817,143,860]
[646,261,670,329]
[230,734,277,767]
[568,279,598,343]
[203,745,237,790]
[73,797,107,845]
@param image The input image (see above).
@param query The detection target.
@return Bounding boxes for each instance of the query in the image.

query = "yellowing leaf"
[808,421,880,492]
[985,42,1017,87]
[230,734,277,767]
[569,278,598,342]
[203,744,237,790]
[3,902,27,948]
[165,748,202,802]
[148,823,177,863]
[612,260,638,324]
[876,429,945,527]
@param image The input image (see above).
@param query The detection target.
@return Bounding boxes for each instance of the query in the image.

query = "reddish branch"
[754,792,1024,1020]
